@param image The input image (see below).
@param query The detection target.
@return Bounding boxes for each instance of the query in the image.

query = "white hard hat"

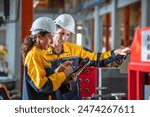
[53,14,75,34]
[30,17,56,35]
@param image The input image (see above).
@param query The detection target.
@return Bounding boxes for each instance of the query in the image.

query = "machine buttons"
[85,88,89,92]
[85,78,89,83]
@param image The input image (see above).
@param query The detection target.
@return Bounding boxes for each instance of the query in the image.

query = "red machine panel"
[128,27,150,100]
[130,27,150,63]
[79,67,98,99]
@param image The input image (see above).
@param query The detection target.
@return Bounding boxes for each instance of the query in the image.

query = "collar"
[32,46,50,56]
[43,47,53,55]
[62,42,70,53]
[45,42,70,55]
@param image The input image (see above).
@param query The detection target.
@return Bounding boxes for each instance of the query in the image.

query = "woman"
[21,17,73,100]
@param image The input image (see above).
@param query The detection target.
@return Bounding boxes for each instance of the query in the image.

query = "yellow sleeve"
[68,43,116,66]
[49,72,66,91]
[26,54,66,93]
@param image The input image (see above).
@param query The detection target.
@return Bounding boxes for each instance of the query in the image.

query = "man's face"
[53,28,71,47]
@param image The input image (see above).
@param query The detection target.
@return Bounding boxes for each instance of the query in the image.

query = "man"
[46,14,130,100]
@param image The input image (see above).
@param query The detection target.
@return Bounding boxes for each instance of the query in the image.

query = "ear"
[37,34,42,39]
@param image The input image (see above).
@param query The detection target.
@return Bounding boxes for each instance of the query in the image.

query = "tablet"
[66,58,90,81]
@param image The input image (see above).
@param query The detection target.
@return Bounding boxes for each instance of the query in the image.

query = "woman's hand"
[63,65,73,77]
[55,61,73,73]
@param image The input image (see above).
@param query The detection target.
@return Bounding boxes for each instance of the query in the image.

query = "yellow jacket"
[22,46,66,100]
[44,42,118,100]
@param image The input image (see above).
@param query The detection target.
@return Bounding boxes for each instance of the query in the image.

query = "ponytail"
[21,35,36,61]
[21,31,49,61]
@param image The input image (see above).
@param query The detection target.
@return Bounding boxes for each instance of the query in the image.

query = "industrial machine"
[98,68,127,100]
[128,27,150,100]
[79,67,98,99]
[79,67,128,100]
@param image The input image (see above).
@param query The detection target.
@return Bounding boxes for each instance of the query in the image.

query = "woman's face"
[53,28,71,47]
[38,32,54,50]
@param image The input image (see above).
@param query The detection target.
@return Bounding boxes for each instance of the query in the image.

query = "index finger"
[63,61,73,66]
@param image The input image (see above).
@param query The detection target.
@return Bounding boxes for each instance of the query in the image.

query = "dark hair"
[21,31,48,61]
[55,24,61,30]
